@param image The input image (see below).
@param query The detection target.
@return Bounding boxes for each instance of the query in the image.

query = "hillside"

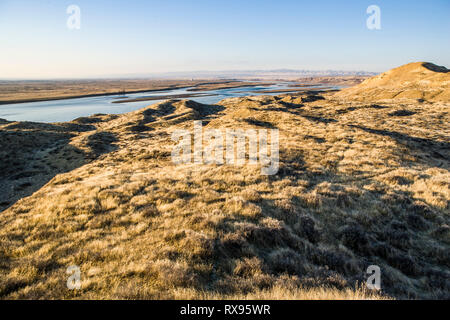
[0,63,449,300]
[334,62,450,103]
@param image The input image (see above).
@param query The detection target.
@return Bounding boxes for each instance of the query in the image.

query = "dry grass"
[335,62,450,103]
[0,78,449,299]
[170,284,390,300]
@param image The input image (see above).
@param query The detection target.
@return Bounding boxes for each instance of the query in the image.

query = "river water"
[0,82,329,123]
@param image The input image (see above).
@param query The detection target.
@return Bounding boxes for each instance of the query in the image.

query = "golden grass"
[0,84,448,299]
[335,62,450,103]
[170,284,390,300]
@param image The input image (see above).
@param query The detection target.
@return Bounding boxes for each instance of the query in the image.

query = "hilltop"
[335,62,449,102]
[0,63,449,299]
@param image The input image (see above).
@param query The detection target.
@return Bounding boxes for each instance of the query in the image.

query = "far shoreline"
[0,80,274,106]
[0,85,210,106]
[0,76,369,106]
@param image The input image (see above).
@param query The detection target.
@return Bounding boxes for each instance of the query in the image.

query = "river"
[0,82,330,123]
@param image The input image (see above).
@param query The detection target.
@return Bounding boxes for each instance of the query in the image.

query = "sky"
[0,0,449,79]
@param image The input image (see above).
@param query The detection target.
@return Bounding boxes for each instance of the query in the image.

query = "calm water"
[0,82,329,123]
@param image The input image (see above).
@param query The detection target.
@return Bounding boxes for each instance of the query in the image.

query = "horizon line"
[0,68,381,81]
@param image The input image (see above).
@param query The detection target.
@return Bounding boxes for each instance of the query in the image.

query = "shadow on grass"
[0,121,118,212]
[188,145,450,299]
[349,124,449,168]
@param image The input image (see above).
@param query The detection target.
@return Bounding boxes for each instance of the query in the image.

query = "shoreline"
[112,93,218,104]
[186,82,274,92]
[0,81,273,106]
[0,85,202,106]
[252,87,338,94]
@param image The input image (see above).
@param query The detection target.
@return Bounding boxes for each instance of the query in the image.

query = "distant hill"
[335,62,450,102]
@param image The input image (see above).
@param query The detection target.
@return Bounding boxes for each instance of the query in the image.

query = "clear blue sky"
[0,0,449,78]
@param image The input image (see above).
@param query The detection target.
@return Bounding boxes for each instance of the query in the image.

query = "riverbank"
[0,77,367,105]
[112,93,218,104]
[0,80,268,105]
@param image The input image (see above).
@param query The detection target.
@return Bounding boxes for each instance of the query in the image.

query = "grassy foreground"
[0,64,448,299]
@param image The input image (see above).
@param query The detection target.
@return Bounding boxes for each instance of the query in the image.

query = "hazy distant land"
[0,75,370,105]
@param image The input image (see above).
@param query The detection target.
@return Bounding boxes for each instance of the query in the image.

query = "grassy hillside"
[0,64,449,299]
[335,62,449,103]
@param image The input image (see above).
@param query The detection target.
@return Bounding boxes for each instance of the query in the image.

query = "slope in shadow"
[0,121,118,212]
[198,148,449,299]
[349,125,450,169]
[422,62,449,73]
